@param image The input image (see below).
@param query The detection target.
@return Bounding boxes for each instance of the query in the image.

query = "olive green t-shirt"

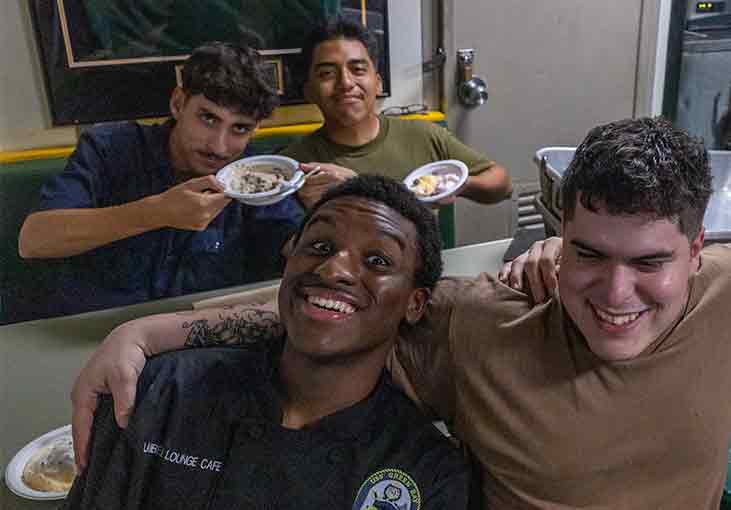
[280,115,495,179]
[397,244,731,509]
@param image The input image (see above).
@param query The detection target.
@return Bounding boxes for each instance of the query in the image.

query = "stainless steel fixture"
[456,49,488,108]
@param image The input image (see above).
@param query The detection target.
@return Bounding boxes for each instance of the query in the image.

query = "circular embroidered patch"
[352,468,421,510]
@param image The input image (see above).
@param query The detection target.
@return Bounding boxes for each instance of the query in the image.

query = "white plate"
[216,155,303,205]
[4,424,73,501]
[403,159,469,202]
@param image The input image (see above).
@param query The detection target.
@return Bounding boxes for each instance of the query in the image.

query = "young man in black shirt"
[65,175,474,510]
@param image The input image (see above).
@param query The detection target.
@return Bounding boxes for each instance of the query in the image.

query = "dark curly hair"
[561,117,713,241]
[181,41,278,120]
[292,175,443,290]
[301,16,379,78]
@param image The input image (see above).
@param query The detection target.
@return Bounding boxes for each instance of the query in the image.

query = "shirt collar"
[309,371,393,442]
[316,115,390,157]
[145,120,176,184]
[262,337,394,441]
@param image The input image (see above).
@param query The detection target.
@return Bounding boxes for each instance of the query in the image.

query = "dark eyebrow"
[314,62,337,71]
[197,107,220,119]
[305,215,407,252]
[570,239,603,256]
[571,239,675,262]
[197,107,255,130]
[314,58,370,69]
[306,215,337,231]
[632,251,675,263]
[375,227,407,252]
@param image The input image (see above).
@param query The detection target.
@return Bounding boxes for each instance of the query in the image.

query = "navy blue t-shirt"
[23,121,303,318]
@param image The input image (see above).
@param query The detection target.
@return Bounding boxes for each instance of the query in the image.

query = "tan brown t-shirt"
[398,244,731,509]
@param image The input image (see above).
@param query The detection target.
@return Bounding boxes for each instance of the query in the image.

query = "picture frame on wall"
[28,0,390,125]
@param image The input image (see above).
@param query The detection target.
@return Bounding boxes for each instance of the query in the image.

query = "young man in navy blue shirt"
[64,176,475,510]
[16,42,303,320]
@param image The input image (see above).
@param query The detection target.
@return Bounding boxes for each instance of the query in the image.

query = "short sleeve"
[37,132,108,211]
[278,132,326,163]
[427,123,496,175]
[395,277,469,424]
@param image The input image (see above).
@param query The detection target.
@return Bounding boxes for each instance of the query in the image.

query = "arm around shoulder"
[393,277,468,423]
[71,300,283,470]
[76,300,285,424]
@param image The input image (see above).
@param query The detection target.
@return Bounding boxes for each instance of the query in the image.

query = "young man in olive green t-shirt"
[283,17,512,209]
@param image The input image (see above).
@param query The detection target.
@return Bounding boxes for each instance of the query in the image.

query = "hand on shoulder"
[498,236,562,303]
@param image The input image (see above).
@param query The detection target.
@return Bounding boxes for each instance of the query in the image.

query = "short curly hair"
[181,41,279,120]
[562,117,713,241]
[292,175,443,290]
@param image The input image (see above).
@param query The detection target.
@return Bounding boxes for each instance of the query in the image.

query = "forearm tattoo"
[181,308,283,348]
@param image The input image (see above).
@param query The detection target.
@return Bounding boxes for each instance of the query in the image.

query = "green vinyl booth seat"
[0,131,455,324]
[0,158,70,325]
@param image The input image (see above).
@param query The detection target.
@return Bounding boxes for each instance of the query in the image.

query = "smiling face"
[558,200,704,361]
[304,38,382,130]
[168,88,258,177]
[278,196,427,363]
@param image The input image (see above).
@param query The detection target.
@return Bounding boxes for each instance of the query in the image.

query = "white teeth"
[594,306,641,325]
[307,296,356,314]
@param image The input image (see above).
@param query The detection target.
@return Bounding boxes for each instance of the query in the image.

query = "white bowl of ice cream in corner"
[404,159,468,202]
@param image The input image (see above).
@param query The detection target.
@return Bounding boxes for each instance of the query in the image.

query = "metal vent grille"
[516,188,544,230]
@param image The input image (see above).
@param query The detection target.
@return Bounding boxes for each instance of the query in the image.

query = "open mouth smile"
[592,304,647,328]
[307,295,356,315]
[296,284,363,321]
[336,95,363,103]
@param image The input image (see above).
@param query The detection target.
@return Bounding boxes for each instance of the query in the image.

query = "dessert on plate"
[22,434,76,493]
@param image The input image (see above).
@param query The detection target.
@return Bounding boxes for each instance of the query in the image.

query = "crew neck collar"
[318,114,390,156]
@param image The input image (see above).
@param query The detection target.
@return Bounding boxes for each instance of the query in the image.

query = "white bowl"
[403,159,469,202]
[232,177,304,206]
[216,155,303,205]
